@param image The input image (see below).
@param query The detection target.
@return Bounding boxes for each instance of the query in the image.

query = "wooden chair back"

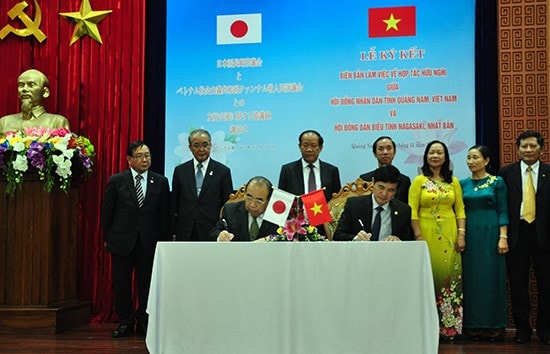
[324,178,374,240]
[220,183,247,218]
[227,184,247,203]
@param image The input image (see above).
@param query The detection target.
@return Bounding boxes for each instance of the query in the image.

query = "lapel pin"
[394,211,398,215]
[209,171,213,176]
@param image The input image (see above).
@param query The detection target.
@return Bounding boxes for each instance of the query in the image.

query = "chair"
[324,178,373,240]
[227,184,247,203]
[219,184,247,218]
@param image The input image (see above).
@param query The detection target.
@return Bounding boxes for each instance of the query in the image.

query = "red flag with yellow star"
[368,6,416,38]
[301,189,332,226]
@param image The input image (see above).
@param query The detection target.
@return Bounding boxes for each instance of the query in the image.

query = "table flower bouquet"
[267,202,326,242]
[0,127,95,195]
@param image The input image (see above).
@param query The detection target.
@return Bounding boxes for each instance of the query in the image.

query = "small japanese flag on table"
[264,188,295,226]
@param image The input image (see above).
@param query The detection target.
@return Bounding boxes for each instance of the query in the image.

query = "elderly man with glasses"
[171,129,234,241]
[211,176,279,242]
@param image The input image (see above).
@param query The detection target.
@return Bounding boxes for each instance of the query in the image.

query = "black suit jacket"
[210,201,279,241]
[172,159,233,241]
[333,195,412,241]
[498,161,550,251]
[278,159,341,202]
[102,169,170,257]
[359,170,411,204]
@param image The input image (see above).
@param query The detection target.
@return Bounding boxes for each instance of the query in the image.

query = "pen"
[358,219,365,230]
[221,218,228,230]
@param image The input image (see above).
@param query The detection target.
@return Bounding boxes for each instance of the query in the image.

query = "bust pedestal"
[0,174,90,334]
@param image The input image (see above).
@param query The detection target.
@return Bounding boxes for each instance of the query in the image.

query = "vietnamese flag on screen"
[301,189,332,227]
[368,6,416,38]
[217,13,262,45]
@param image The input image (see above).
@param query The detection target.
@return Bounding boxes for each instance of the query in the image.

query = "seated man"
[334,165,412,241]
[211,176,279,242]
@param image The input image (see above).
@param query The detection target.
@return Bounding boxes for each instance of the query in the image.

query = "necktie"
[308,164,316,192]
[196,163,204,196]
[249,217,259,241]
[135,174,144,208]
[523,166,536,223]
[371,206,383,241]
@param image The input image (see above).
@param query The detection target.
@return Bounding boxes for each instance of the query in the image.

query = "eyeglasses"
[245,194,266,206]
[190,142,211,150]
[132,154,152,160]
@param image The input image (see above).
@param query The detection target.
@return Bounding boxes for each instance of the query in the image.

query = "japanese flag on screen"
[264,188,295,227]
[217,13,262,45]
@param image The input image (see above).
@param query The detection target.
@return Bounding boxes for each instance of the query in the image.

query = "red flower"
[67,137,78,148]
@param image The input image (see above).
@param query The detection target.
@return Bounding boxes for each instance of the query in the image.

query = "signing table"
[146,241,438,354]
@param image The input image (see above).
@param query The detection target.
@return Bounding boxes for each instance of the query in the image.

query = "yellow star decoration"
[310,202,323,216]
[59,0,112,45]
[383,13,401,32]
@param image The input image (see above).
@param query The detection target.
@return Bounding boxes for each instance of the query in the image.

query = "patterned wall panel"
[499,0,548,165]
[498,0,548,330]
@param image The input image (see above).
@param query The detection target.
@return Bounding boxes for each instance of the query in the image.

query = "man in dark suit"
[499,130,550,345]
[211,176,279,241]
[172,129,233,241]
[278,130,341,234]
[359,136,411,203]
[334,165,412,241]
[102,141,170,338]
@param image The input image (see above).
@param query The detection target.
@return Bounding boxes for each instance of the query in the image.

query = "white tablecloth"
[146,241,439,354]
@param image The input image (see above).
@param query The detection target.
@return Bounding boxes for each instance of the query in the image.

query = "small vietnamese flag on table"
[368,6,416,38]
[301,189,332,226]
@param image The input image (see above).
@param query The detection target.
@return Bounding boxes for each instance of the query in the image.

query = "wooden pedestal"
[0,175,90,334]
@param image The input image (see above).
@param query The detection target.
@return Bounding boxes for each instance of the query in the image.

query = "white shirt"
[194,157,210,176]
[301,159,321,192]
[131,169,148,197]
[248,213,265,230]
[372,196,391,241]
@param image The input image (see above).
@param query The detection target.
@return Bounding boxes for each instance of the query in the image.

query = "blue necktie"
[371,206,383,241]
[196,163,204,196]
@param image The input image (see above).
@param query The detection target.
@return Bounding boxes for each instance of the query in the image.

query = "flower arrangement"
[0,127,95,195]
[268,217,325,242]
[267,203,326,242]
[436,262,463,339]
[473,175,497,191]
